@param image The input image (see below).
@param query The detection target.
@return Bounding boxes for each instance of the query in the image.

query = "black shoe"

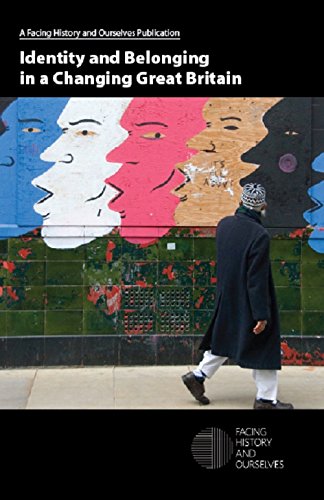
[254,399,294,410]
[182,372,210,405]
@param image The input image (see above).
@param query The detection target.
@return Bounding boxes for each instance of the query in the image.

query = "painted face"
[33,98,132,248]
[304,153,324,253]
[174,98,281,225]
[0,98,68,238]
[105,98,208,244]
[241,98,312,229]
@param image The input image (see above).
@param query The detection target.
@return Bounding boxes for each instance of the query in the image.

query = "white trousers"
[193,350,278,401]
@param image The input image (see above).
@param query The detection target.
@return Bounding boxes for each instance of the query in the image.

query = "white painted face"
[32,97,132,248]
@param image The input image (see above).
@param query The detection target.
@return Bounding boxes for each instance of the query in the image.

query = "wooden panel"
[174,97,281,226]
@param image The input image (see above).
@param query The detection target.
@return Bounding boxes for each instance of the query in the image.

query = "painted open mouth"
[309,195,323,214]
[108,182,124,204]
[43,213,50,221]
[35,185,54,204]
[107,182,126,218]
[306,195,324,227]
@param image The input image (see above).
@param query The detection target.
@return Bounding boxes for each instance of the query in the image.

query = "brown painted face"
[173,97,282,226]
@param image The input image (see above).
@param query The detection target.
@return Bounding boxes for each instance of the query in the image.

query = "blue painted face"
[0,97,69,238]
[304,153,324,253]
[0,101,17,236]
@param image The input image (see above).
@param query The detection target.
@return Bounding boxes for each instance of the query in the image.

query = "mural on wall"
[240,97,312,229]
[32,98,132,248]
[303,97,324,253]
[173,97,281,225]
[304,153,324,252]
[0,98,69,238]
[1,97,324,367]
[105,98,208,244]
[0,97,316,246]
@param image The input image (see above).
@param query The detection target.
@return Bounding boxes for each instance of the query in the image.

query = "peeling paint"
[289,228,308,239]
[281,341,324,366]
[18,248,32,259]
[0,260,16,273]
[105,240,116,262]
[162,265,175,281]
[195,296,204,309]
[7,286,19,301]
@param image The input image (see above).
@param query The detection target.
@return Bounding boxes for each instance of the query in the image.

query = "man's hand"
[253,320,267,335]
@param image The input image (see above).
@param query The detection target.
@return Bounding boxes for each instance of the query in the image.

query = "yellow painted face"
[174,97,282,226]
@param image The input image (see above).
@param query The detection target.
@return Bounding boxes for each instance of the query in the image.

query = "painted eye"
[76,130,97,136]
[22,127,41,133]
[285,130,299,136]
[224,125,239,130]
[141,132,166,140]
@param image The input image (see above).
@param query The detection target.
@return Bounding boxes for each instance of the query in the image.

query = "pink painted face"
[105,98,207,244]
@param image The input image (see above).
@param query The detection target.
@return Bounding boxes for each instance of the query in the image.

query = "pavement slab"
[0,365,322,409]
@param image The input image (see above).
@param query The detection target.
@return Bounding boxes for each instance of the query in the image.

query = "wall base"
[0,335,324,368]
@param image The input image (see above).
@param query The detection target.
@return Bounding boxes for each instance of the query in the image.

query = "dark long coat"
[200,209,281,370]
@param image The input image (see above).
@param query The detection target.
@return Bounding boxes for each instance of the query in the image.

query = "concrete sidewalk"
[0,365,323,409]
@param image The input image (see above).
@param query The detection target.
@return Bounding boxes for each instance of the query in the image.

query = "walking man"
[182,183,294,409]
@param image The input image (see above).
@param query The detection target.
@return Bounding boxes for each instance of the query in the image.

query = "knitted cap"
[241,183,266,209]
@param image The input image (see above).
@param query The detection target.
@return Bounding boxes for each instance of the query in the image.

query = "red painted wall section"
[106,98,208,244]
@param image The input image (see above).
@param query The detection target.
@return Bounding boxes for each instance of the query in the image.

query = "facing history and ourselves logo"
[191,427,285,470]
